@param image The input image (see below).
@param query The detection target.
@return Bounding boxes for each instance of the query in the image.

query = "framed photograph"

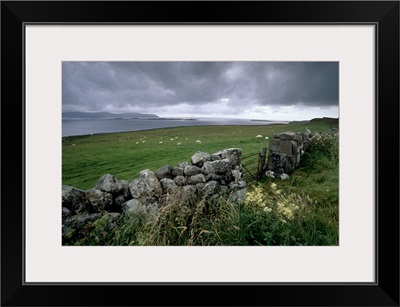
[1,1,399,306]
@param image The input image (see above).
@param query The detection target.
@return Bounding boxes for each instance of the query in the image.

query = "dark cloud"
[62,61,338,115]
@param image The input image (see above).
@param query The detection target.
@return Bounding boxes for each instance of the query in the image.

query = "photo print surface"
[62,61,339,246]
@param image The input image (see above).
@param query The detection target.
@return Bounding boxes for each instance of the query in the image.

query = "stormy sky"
[62,62,339,120]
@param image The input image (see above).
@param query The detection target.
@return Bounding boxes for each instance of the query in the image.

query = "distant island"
[147,117,197,121]
[62,111,159,119]
[289,117,339,124]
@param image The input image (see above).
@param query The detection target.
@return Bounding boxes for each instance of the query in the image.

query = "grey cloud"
[62,61,338,113]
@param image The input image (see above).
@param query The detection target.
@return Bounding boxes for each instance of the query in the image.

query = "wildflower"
[270,182,277,189]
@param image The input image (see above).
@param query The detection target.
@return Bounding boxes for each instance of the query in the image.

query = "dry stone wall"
[266,131,313,179]
[62,148,245,244]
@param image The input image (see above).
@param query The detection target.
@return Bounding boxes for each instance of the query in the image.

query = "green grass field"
[62,117,338,190]
[63,117,339,246]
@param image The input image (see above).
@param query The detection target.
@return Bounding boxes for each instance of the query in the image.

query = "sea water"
[62,117,289,137]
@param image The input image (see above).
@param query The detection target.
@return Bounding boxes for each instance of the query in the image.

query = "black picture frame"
[1,1,399,306]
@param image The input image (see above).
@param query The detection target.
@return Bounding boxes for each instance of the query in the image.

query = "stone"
[279,173,290,180]
[202,159,231,174]
[195,183,205,189]
[129,169,162,202]
[62,207,71,219]
[168,185,198,205]
[86,188,113,212]
[229,188,247,203]
[160,178,176,192]
[189,174,206,185]
[177,162,190,168]
[231,170,242,182]
[62,213,100,244]
[202,180,220,197]
[280,140,294,155]
[155,164,173,180]
[62,185,87,212]
[172,167,184,177]
[173,175,187,186]
[122,199,147,215]
[221,148,242,166]
[190,151,211,167]
[237,180,246,189]
[268,139,281,152]
[94,174,121,194]
[118,180,132,202]
[265,170,275,178]
[279,132,296,140]
[210,154,221,161]
[184,165,202,176]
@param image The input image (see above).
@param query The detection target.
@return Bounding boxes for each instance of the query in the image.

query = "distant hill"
[62,111,159,119]
[289,117,339,125]
[309,117,339,124]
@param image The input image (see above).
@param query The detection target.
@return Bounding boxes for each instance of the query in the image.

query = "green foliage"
[307,129,339,163]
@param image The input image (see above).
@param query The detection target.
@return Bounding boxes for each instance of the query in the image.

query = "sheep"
[256,135,263,138]
[196,140,201,144]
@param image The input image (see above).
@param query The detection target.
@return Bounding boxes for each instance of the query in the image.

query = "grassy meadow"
[63,117,339,246]
[62,117,338,190]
